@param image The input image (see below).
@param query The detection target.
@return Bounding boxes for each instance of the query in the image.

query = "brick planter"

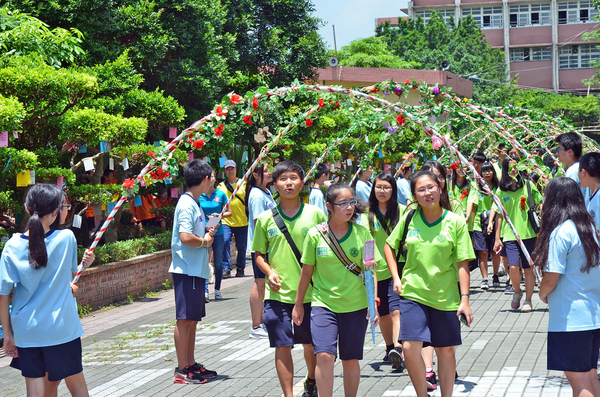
[76,250,173,309]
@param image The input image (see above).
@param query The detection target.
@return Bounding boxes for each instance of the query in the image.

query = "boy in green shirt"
[252,161,327,397]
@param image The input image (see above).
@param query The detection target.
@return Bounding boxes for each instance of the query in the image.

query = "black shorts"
[263,300,312,348]
[473,230,494,254]
[10,338,83,381]
[377,278,393,317]
[504,238,537,269]
[398,297,461,348]
[172,273,206,321]
[547,329,600,372]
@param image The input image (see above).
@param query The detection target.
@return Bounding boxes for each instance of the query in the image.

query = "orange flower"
[123,178,135,189]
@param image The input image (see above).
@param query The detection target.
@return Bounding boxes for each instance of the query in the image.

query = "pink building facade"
[388,0,600,92]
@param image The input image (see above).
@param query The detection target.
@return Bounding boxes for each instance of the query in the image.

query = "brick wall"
[76,250,173,309]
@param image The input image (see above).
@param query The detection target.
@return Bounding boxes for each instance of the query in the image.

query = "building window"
[559,44,600,68]
[558,0,599,24]
[415,8,455,26]
[509,3,552,26]
[462,6,503,28]
[510,47,552,62]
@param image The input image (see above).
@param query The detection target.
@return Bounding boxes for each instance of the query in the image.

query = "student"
[488,157,542,312]
[471,152,486,175]
[309,163,330,215]
[493,143,508,180]
[253,161,327,397]
[293,184,381,397]
[535,177,600,397]
[169,160,219,384]
[130,193,158,235]
[0,184,95,397]
[449,165,479,234]
[367,173,405,369]
[579,152,600,227]
[556,132,590,202]
[396,162,413,206]
[245,164,276,338]
[199,171,232,301]
[384,171,475,397]
[218,160,248,279]
[153,188,172,230]
[353,165,373,202]
[473,162,501,289]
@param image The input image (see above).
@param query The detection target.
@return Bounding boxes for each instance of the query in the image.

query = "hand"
[204,234,214,247]
[3,335,17,358]
[292,304,304,326]
[70,283,79,297]
[368,308,379,328]
[392,276,402,295]
[493,240,503,254]
[457,302,473,327]
[82,249,95,268]
[486,223,494,235]
[211,213,219,217]
[207,226,217,237]
[267,272,281,291]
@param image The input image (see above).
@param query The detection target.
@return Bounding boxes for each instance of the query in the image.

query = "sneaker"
[223,269,231,279]
[480,279,489,290]
[214,290,223,300]
[300,377,318,397]
[426,370,437,391]
[504,285,515,295]
[521,300,533,313]
[174,366,208,384]
[249,324,269,338]
[511,292,523,309]
[205,293,210,303]
[191,362,217,379]
[492,274,501,287]
[498,265,506,276]
[388,347,404,370]
[236,268,245,277]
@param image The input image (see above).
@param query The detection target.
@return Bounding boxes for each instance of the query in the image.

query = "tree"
[328,36,420,69]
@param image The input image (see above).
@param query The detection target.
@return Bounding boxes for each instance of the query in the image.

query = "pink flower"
[432,135,443,150]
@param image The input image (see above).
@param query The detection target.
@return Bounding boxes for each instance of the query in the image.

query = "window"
[415,8,455,26]
[509,3,552,26]
[462,5,503,28]
[510,47,552,62]
[558,1,599,24]
[559,44,600,68]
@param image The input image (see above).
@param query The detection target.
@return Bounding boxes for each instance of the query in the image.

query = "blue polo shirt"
[199,189,228,236]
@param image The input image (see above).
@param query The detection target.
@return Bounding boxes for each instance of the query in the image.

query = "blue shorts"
[473,230,494,254]
[263,300,312,348]
[311,306,368,360]
[377,278,393,317]
[172,273,206,321]
[388,278,401,312]
[503,238,536,269]
[547,329,600,372]
[251,252,266,279]
[10,338,83,381]
[398,298,461,348]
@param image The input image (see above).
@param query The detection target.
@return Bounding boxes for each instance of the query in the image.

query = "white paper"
[122,158,129,170]
[83,158,94,171]
[109,158,115,170]
[347,158,352,166]
[205,215,221,228]
[29,170,35,184]
[73,214,82,228]
[396,163,401,169]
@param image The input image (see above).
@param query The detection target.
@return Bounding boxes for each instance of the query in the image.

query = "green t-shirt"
[386,209,475,311]
[367,204,406,281]
[493,161,502,180]
[252,203,327,304]
[492,182,543,242]
[301,222,383,313]
[448,181,478,231]
[473,189,494,232]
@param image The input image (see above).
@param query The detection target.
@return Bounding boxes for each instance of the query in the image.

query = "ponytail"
[245,165,264,215]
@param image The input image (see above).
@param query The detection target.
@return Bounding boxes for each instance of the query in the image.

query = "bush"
[77,231,171,266]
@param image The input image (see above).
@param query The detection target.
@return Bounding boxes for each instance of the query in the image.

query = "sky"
[312,0,409,50]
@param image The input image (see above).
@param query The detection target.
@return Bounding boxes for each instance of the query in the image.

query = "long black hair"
[25,184,66,269]
[499,156,524,191]
[421,161,452,211]
[368,173,400,231]
[451,165,472,193]
[325,183,366,222]
[410,171,450,211]
[479,161,499,193]
[534,177,600,273]
[245,164,265,215]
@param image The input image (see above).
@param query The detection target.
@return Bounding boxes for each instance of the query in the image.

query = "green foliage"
[331,37,420,69]
[61,108,147,146]
[77,231,171,266]
[35,167,76,186]
[0,94,24,131]
[78,303,92,317]
[0,147,38,178]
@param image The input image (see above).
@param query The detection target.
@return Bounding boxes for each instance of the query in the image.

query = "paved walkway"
[0,266,577,396]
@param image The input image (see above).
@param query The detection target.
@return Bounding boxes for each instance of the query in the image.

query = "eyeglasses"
[415,184,439,195]
[63,204,72,210]
[555,148,566,153]
[332,200,357,209]
[374,185,392,191]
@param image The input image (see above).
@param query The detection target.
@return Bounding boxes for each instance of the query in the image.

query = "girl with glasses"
[293,184,382,397]
[384,171,475,397]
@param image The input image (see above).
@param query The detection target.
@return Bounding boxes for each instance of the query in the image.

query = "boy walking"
[309,163,330,215]
[252,161,327,397]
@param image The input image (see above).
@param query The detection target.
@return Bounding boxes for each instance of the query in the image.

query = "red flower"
[214,124,224,136]
[370,87,377,93]
[460,190,468,201]
[243,115,253,125]
[148,150,156,159]
[396,114,406,125]
[192,139,205,150]
[336,101,340,107]
[123,179,135,189]
[450,162,459,170]
[253,97,259,110]
[521,197,527,210]
[229,94,243,105]
[215,106,226,117]
[318,98,325,108]
[305,119,313,127]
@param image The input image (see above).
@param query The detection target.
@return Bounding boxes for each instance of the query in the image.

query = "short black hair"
[315,163,330,180]
[183,159,213,188]
[498,143,506,150]
[580,152,600,178]
[272,160,304,181]
[472,152,486,163]
[555,132,582,159]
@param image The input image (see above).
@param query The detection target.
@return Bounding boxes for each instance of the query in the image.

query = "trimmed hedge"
[77,231,171,266]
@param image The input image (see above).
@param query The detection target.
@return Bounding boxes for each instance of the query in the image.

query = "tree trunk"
[104,206,123,244]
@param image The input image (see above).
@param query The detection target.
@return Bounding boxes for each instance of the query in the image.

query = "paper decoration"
[187,152,193,161]
[335,161,341,168]
[349,154,354,161]
[122,158,129,170]
[79,145,87,154]
[83,158,94,172]
[134,196,142,207]
[396,163,401,169]
[16,171,31,187]
[153,141,161,147]
[384,164,390,172]
[164,178,172,185]
[12,131,18,139]
[93,204,102,215]
[140,178,146,187]
[378,150,384,158]
[72,214,82,228]
[219,157,226,168]
[57,176,64,189]
[0,132,8,147]
[169,127,177,138]
[350,144,355,150]
[107,201,116,213]
[101,204,107,211]
[30,170,35,184]
[109,158,114,170]
[99,141,107,153]
[171,187,179,198]
[365,136,370,143]
[347,158,352,166]
[254,134,266,143]
[433,155,437,160]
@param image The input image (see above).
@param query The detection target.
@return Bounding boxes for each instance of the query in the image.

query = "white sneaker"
[249,323,269,338]
[204,293,210,303]
[214,290,223,300]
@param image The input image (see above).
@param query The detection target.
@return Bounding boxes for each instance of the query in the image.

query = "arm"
[292,264,315,326]
[538,272,560,304]
[384,243,402,295]
[493,214,503,253]
[180,231,214,248]
[256,251,280,291]
[456,260,473,326]
[466,202,475,223]
[222,204,232,219]
[0,294,17,357]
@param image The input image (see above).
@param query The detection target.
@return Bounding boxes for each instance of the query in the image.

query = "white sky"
[312,0,410,50]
